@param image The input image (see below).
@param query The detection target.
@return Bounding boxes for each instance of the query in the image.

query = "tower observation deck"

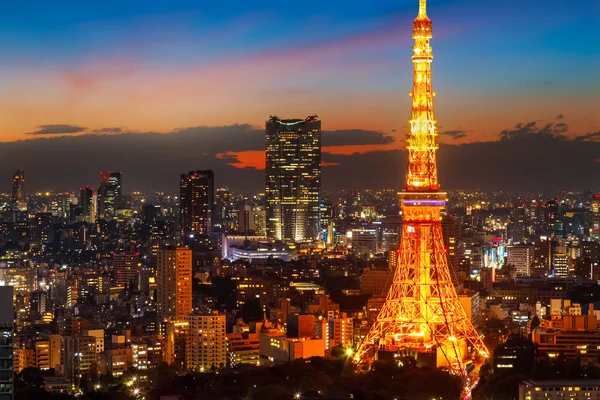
[353,0,489,378]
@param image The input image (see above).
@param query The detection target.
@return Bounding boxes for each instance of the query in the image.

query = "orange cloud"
[218,142,401,170]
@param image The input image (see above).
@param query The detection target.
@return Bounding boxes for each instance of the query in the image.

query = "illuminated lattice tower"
[353,0,488,376]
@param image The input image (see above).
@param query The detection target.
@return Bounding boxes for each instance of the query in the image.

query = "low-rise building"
[43,376,72,394]
[226,332,260,367]
[519,380,600,400]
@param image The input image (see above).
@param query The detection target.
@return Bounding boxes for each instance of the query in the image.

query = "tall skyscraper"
[97,172,122,219]
[0,286,14,400]
[79,186,95,222]
[265,115,321,243]
[157,246,192,321]
[354,0,488,376]
[12,170,26,212]
[179,170,214,242]
[592,195,600,238]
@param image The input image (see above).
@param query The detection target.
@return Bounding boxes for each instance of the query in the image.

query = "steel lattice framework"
[353,0,489,377]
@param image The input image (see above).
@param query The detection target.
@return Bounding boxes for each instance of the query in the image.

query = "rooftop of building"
[269,115,319,124]
[521,379,600,387]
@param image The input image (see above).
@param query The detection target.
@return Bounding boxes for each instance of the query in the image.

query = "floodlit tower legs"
[353,0,488,377]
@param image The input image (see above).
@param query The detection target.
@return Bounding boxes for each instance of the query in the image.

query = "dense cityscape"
[4,167,600,400]
[1,0,598,400]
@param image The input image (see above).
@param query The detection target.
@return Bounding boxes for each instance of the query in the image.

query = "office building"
[0,287,13,400]
[179,170,214,242]
[226,332,260,367]
[442,215,459,281]
[493,335,535,375]
[519,380,600,400]
[12,170,26,212]
[328,314,354,349]
[458,290,481,328]
[163,321,189,369]
[157,246,192,321]
[552,250,569,278]
[287,314,316,339]
[351,228,378,255]
[112,252,140,287]
[532,328,600,364]
[79,186,95,222]
[73,336,97,379]
[592,194,600,239]
[184,312,227,371]
[131,342,149,370]
[533,239,552,276]
[259,332,325,364]
[265,115,321,243]
[507,244,535,276]
[238,204,267,235]
[360,266,393,296]
[97,172,122,219]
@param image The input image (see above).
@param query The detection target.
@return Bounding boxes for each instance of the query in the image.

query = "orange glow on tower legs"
[353,0,489,378]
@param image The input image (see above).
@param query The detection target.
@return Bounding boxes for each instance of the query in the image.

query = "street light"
[345,348,353,357]
[295,393,302,399]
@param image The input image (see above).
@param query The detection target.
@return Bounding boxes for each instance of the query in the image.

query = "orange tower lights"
[353,0,488,377]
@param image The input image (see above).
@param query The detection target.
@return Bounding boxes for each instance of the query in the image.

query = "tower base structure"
[354,192,488,377]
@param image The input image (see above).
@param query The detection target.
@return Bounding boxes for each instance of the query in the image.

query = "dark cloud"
[321,125,600,192]
[574,131,600,142]
[93,127,123,134]
[3,121,599,193]
[0,125,395,193]
[545,81,553,85]
[322,129,394,146]
[499,121,568,140]
[440,130,468,140]
[556,114,565,120]
[28,124,87,135]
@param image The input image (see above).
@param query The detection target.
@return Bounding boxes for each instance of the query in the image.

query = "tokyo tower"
[353,0,488,376]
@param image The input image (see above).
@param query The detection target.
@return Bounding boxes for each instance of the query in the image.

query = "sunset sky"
[0,0,598,192]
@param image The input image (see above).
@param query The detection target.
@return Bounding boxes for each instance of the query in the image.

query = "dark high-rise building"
[142,204,161,226]
[265,115,321,243]
[0,286,13,400]
[80,186,94,222]
[493,334,535,376]
[179,170,214,241]
[442,215,460,283]
[12,170,26,211]
[98,172,122,219]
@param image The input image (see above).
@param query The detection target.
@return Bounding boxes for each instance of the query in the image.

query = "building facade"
[265,116,321,243]
[519,380,600,400]
[0,287,13,400]
[179,170,214,243]
[12,170,26,212]
[97,172,122,220]
[112,252,140,287]
[507,245,535,276]
[184,312,227,371]
[157,246,192,321]
[79,186,95,222]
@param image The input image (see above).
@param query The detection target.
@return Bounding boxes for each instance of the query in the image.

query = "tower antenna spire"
[353,0,489,380]
[418,0,427,17]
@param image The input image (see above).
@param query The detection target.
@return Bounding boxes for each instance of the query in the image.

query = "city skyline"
[2,0,600,398]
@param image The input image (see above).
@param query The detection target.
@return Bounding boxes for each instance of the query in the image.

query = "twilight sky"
[0,0,598,192]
